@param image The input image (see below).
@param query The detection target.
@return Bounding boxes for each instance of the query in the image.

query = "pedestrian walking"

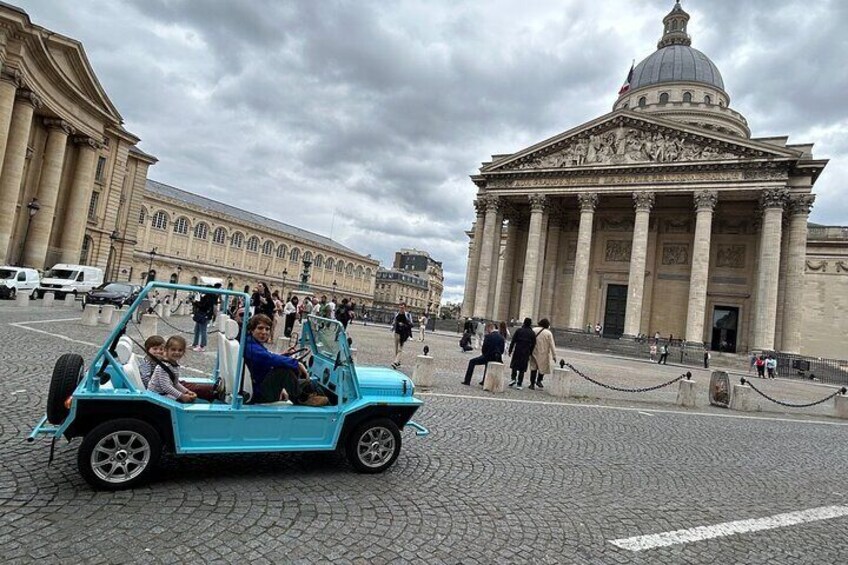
[390,302,413,369]
[508,318,536,390]
[474,319,485,349]
[755,355,766,378]
[765,355,777,378]
[283,296,298,337]
[418,314,427,341]
[703,347,711,369]
[594,322,602,336]
[649,341,657,362]
[658,342,669,365]
[462,322,505,386]
[529,319,556,390]
[191,283,220,352]
[459,330,473,352]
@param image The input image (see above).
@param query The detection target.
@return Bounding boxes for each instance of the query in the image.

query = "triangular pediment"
[482,111,802,174]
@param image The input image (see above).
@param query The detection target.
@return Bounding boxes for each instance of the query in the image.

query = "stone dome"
[630,45,724,91]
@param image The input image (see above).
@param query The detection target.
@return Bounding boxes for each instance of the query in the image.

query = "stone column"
[623,191,655,337]
[462,199,485,317]
[0,67,21,187]
[684,191,718,344]
[568,193,598,330]
[752,188,789,351]
[58,136,101,263]
[532,210,549,318]
[485,206,504,319]
[22,119,75,269]
[0,89,41,263]
[496,218,520,322]
[473,195,499,318]
[518,195,547,320]
[781,194,815,353]
[539,220,561,318]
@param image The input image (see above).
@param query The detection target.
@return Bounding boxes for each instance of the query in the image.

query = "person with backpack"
[192,283,220,352]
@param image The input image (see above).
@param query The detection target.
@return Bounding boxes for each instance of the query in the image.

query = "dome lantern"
[658,1,691,49]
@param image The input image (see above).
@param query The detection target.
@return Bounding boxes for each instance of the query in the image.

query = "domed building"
[462,1,848,360]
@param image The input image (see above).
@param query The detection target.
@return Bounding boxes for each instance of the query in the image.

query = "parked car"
[0,266,40,299]
[29,282,428,490]
[36,264,104,299]
[82,282,142,309]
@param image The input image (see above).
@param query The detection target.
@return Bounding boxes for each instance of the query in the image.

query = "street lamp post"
[282,268,288,298]
[16,198,40,266]
[173,265,182,298]
[332,279,338,296]
[146,247,157,283]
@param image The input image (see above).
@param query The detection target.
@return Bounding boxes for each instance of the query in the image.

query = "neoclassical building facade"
[462,2,848,359]
[0,3,155,273]
[136,180,379,304]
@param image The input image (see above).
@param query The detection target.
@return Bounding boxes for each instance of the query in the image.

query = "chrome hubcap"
[90,431,150,484]
[357,427,395,468]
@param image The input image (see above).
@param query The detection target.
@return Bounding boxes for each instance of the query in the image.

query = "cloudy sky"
[16,0,848,302]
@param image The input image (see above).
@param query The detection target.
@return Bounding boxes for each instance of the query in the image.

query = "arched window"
[704,95,712,105]
[345,263,353,276]
[173,216,189,235]
[659,92,669,104]
[289,247,300,262]
[194,222,209,239]
[213,227,227,244]
[314,255,324,269]
[683,92,692,103]
[355,266,363,278]
[718,100,725,107]
[336,260,345,274]
[151,210,169,230]
[302,251,313,264]
[276,244,288,259]
[227,282,234,290]
[621,102,629,110]
[169,272,178,284]
[231,232,243,248]
[190,276,198,285]
[262,240,274,255]
[365,268,372,279]
[138,207,147,225]
[638,96,647,107]
[325,258,335,271]
[246,236,259,252]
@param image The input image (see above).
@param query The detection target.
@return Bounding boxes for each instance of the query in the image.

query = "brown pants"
[180,381,216,402]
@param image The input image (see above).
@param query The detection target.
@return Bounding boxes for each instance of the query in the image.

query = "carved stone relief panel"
[605,240,632,263]
[662,244,690,266]
[806,260,828,273]
[716,244,746,268]
[662,218,692,234]
[599,217,634,232]
[715,217,755,235]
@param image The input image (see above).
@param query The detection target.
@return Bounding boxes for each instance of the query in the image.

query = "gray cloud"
[17,0,848,301]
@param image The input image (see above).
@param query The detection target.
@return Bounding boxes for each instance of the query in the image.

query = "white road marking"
[418,392,848,427]
[10,317,83,324]
[609,505,848,551]
[638,411,654,417]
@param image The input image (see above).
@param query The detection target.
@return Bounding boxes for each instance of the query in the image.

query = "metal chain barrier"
[148,307,220,336]
[740,377,846,408]
[565,362,690,393]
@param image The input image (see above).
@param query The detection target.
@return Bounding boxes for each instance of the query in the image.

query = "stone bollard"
[412,355,435,387]
[676,378,697,407]
[482,362,506,393]
[15,292,30,308]
[42,292,55,307]
[109,308,124,330]
[154,303,164,317]
[163,301,172,318]
[81,304,100,326]
[64,294,76,306]
[729,384,760,412]
[834,395,848,420]
[179,302,189,317]
[99,304,116,325]
[140,313,158,336]
[547,367,573,398]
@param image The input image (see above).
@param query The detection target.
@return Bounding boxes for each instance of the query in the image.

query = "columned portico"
[22,119,74,269]
[0,67,20,183]
[496,218,520,322]
[58,136,101,263]
[568,193,598,330]
[462,200,485,317]
[684,190,718,343]
[781,194,815,353]
[473,195,499,318]
[623,192,654,337]
[752,188,789,351]
[485,205,504,318]
[518,194,547,320]
[539,220,560,316]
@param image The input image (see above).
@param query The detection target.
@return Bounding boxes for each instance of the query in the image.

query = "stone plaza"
[2,300,848,563]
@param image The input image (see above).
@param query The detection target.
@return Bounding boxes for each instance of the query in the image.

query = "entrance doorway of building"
[603,284,628,338]
[711,306,739,353]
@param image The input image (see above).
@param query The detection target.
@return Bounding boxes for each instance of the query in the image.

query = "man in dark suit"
[462,322,505,386]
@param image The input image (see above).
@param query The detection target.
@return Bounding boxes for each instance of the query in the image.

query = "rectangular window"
[87,191,99,221]
[95,156,107,182]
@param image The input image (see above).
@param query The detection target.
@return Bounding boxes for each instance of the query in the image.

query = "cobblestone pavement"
[2,303,848,564]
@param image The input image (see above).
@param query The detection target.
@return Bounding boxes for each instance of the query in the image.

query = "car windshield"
[307,315,342,359]
[0,269,17,280]
[45,269,78,280]
[98,283,132,293]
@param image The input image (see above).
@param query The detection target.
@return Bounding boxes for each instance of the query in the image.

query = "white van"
[37,264,104,299]
[0,266,40,299]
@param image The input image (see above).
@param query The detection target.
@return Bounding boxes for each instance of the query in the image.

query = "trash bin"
[709,370,730,408]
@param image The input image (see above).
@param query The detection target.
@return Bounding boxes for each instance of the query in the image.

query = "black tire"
[345,418,402,474]
[8,288,15,299]
[35,290,43,299]
[78,419,161,490]
[46,353,85,424]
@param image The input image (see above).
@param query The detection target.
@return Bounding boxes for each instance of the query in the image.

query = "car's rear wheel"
[46,353,84,424]
[78,419,161,490]
[7,288,15,299]
[345,418,401,474]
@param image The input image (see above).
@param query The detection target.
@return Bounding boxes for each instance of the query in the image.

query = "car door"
[16,270,26,292]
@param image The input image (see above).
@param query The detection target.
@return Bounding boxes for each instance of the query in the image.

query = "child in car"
[138,335,166,388]
[147,335,196,403]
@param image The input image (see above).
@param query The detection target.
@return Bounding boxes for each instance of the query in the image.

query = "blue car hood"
[355,366,415,398]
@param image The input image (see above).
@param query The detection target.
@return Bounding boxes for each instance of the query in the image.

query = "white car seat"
[217,319,239,398]
[115,336,145,391]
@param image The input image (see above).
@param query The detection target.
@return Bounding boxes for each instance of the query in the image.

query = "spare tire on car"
[46,353,85,424]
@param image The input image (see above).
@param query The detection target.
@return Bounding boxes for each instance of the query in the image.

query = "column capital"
[759,188,789,211]
[72,135,104,150]
[577,192,599,213]
[788,193,815,216]
[43,118,76,136]
[480,194,500,213]
[15,89,42,109]
[528,194,548,212]
[0,66,22,88]
[693,190,718,212]
[473,198,485,216]
[632,191,655,212]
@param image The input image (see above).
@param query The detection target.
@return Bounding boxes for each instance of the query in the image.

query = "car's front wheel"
[46,353,84,424]
[7,288,15,299]
[78,419,161,490]
[345,418,401,474]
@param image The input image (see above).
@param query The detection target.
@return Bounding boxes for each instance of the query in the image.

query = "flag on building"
[618,61,634,95]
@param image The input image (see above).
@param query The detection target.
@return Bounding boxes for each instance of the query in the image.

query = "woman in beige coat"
[529,318,557,390]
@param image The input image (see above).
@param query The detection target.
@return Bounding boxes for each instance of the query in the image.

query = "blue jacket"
[244,335,299,394]
[481,332,505,362]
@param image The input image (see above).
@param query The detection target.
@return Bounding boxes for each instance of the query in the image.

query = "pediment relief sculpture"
[805,260,828,273]
[599,217,635,232]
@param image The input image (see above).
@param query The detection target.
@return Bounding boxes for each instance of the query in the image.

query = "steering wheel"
[288,347,310,362]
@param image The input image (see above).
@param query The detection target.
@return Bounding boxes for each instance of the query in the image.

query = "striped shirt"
[139,357,155,388]
[147,362,189,400]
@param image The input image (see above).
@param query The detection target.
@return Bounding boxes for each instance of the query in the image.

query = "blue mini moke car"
[29,282,428,490]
